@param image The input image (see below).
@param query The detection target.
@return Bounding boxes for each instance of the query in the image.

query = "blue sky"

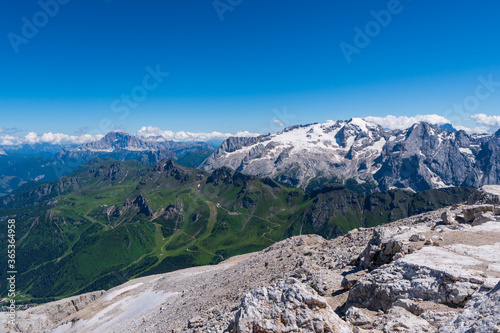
[1,0,500,143]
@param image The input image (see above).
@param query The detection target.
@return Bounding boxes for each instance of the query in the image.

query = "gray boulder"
[463,204,494,222]
[440,281,500,333]
[232,278,352,333]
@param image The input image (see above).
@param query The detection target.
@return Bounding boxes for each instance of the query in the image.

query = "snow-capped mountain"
[200,118,500,192]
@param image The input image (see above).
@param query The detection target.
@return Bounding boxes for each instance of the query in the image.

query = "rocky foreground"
[3,186,500,332]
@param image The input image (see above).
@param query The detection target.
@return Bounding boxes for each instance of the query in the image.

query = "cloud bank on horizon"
[136,126,261,143]
[365,114,498,134]
[0,113,498,146]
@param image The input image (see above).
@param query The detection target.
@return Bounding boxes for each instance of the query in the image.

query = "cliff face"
[3,186,500,333]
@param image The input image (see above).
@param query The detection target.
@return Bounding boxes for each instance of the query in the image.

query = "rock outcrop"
[3,291,104,332]
[232,278,351,333]
[440,281,500,333]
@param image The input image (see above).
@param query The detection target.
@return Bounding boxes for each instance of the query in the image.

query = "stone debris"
[188,316,204,329]
[341,271,367,290]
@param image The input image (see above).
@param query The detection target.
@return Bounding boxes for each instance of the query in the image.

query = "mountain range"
[3,118,499,197]
[200,118,500,192]
[1,117,499,304]
[0,157,472,302]
[0,132,215,196]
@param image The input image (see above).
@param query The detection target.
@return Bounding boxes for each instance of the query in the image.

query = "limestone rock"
[232,278,352,333]
[2,290,104,332]
[410,234,426,242]
[440,281,500,333]
[392,299,425,316]
[347,247,488,311]
[467,185,500,205]
[441,210,456,225]
[419,310,458,328]
[463,205,494,222]
[188,316,204,328]
[341,271,367,290]
[345,307,373,327]
[374,306,435,332]
[358,228,406,270]
[471,212,498,226]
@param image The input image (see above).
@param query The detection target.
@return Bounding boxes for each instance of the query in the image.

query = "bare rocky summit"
[2,186,500,332]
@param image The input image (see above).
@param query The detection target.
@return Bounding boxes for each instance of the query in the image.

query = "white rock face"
[441,210,456,225]
[233,278,352,333]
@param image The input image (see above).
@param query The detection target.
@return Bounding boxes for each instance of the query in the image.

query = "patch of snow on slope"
[102,282,144,301]
[459,147,473,155]
[72,291,178,333]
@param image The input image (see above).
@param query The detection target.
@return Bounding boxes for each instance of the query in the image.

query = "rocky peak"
[122,194,153,217]
[206,167,255,187]
[153,158,193,182]
[220,136,268,154]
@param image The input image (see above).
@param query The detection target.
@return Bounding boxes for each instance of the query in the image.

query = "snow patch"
[103,282,144,301]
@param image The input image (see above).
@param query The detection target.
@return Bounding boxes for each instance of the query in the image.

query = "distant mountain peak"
[347,117,380,132]
[439,123,458,132]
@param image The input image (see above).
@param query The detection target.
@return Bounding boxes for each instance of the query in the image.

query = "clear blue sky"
[1,0,500,139]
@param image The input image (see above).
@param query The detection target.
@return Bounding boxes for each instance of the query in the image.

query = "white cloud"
[471,126,491,134]
[454,125,472,132]
[19,132,104,146]
[365,114,451,130]
[273,119,285,127]
[471,114,500,126]
[0,135,22,146]
[137,126,261,142]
